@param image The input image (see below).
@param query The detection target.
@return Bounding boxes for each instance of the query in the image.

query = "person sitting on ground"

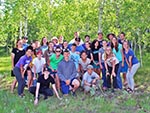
[57,49,80,96]
[29,67,61,105]
[13,46,33,97]
[82,65,100,93]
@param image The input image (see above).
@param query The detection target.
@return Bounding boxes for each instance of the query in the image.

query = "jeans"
[116,61,123,89]
[101,62,107,87]
[29,86,53,98]
[126,63,140,90]
[13,67,25,95]
[107,64,119,89]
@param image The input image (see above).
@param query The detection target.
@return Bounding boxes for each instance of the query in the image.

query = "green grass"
[0,53,150,113]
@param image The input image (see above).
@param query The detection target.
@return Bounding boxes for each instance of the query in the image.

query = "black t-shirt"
[37,74,55,89]
[85,49,92,59]
[12,48,25,66]
[91,48,99,61]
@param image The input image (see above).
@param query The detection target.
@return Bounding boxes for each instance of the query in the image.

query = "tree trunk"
[98,0,105,32]
[19,21,22,39]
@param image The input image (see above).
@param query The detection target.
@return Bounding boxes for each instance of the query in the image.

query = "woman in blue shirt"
[123,41,140,93]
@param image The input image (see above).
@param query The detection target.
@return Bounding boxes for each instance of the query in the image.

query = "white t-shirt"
[32,57,46,73]
[81,71,99,86]
[79,58,91,71]
[106,56,119,67]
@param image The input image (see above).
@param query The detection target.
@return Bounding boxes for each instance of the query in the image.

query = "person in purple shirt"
[123,41,140,93]
[13,46,33,97]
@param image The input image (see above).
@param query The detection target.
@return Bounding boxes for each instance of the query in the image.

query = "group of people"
[11,31,140,105]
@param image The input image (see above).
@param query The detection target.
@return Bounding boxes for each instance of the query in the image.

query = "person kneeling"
[57,49,80,96]
[29,67,61,105]
[82,65,100,93]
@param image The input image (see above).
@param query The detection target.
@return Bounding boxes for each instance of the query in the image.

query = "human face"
[17,40,23,48]
[85,36,90,42]
[63,52,70,60]
[105,47,112,55]
[43,38,47,44]
[81,52,87,60]
[85,42,90,49]
[120,34,125,40]
[48,42,54,49]
[55,49,61,56]
[108,35,113,41]
[94,41,99,47]
[112,37,117,45]
[102,41,107,47]
[71,45,76,52]
[123,41,129,50]
[26,49,32,57]
[63,41,68,48]
[87,68,93,75]
[98,33,103,40]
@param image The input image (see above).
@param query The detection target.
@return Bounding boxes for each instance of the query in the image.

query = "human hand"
[34,99,38,106]
[66,80,70,85]
[111,72,116,77]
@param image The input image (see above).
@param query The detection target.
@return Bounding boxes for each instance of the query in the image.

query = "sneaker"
[72,91,77,97]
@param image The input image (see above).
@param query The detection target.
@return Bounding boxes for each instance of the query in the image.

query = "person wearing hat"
[57,49,80,96]
[82,65,100,93]
[29,67,61,105]
[97,31,103,48]
[22,36,29,50]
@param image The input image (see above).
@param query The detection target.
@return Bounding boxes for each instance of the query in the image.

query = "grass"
[0,53,150,113]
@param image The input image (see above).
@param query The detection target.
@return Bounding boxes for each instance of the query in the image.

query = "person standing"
[11,39,25,93]
[123,41,140,93]
[13,46,33,97]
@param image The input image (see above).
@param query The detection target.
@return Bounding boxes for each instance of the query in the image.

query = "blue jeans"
[117,61,123,89]
[101,62,107,87]
[13,67,25,95]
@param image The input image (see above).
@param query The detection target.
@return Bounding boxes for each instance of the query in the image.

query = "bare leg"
[27,70,33,89]
[11,78,17,93]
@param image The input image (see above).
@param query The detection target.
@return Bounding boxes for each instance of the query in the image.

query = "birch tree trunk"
[19,21,22,39]
[98,0,105,32]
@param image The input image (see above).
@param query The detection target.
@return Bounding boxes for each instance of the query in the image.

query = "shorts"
[120,60,128,73]
[60,78,76,94]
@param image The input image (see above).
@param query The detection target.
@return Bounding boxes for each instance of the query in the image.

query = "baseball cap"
[87,65,93,69]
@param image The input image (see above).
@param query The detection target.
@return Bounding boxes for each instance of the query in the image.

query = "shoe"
[44,96,48,100]
[72,91,77,97]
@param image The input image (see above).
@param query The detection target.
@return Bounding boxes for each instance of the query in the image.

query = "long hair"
[16,39,22,48]
[91,39,100,51]
[111,37,119,52]
[41,37,48,46]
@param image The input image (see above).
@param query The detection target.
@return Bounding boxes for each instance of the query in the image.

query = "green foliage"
[1,0,150,51]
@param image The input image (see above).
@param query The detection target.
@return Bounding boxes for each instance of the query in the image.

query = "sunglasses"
[56,51,61,53]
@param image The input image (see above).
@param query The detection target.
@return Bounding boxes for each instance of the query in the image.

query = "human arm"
[34,82,40,105]
[52,84,62,100]
[11,53,15,69]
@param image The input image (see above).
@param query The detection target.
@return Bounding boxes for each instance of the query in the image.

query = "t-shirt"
[22,43,29,50]
[99,47,105,63]
[105,55,119,67]
[82,71,99,85]
[40,45,48,55]
[50,54,63,70]
[91,48,99,61]
[124,49,139,65]
[112,43,122,62]
[85,49,92,59]
[70,51,80,69]
[15,55,32,69]
[79,58,91,71]
[32,57,46,73]
[37,74,55,89]
[12,48,25,65]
